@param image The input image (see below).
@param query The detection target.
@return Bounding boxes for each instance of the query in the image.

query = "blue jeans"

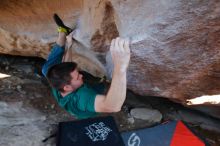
[42,44,64,77]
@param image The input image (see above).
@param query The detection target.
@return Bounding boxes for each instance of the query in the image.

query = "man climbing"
[42,14,130,119]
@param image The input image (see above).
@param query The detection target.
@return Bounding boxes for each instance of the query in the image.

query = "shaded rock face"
[1,0,220,105]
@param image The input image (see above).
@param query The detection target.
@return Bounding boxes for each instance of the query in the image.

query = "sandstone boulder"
[0,0,220,107]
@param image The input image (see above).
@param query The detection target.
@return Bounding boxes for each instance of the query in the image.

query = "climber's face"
[63,69,84,92]
[70,69,84,89]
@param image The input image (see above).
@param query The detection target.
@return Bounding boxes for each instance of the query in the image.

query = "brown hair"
[47,62,77,92]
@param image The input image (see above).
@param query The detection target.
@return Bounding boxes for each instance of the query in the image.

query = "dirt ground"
[0,54,220,146]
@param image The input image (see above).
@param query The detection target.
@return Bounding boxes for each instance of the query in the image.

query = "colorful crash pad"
[121,121,205,146]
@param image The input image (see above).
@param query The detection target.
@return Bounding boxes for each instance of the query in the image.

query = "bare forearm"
[105,68,127,111]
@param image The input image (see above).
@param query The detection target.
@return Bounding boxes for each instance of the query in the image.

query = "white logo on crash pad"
[128,133,141,146]
[85,122,112,142]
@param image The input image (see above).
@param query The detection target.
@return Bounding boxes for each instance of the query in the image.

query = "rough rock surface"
[0,0,82,58]
[0,102,48,146]
[0,0,220,105]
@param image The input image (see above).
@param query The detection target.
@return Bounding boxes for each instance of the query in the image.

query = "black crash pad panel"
[57,116,125,146]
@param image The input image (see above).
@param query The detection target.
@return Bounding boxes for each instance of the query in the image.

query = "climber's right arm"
[94,37,131,113]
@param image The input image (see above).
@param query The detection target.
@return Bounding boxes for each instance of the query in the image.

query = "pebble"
[17,85,22,90]
[51,104,55,109]
[127,117,135,124]
[5,66,9,71]
[20,90,27,95]
[40,116,46,121]
[16,85,26,95]
[34,93,43,98]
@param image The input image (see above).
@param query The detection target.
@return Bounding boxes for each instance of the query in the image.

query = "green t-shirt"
[52,83,98,119]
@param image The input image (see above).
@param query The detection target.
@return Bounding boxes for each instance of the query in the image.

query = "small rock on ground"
[130,108,162,123]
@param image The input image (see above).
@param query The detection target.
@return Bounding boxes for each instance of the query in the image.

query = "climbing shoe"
[53,13,72,34]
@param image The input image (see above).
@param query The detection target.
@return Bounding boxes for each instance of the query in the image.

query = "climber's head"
[47,62,83,93]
